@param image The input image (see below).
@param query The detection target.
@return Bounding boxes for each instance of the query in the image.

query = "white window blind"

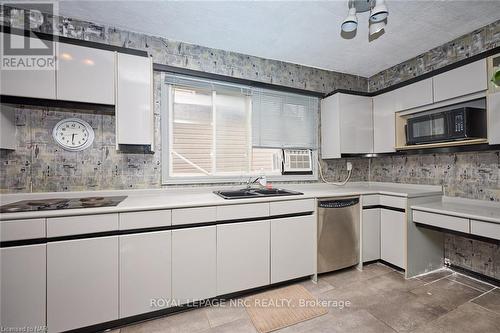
[252,89,319,149]
[165,74,283,179]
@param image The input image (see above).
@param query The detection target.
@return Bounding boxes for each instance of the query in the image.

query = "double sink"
[214,188,303,200]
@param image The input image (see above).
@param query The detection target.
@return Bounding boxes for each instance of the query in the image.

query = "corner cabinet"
[380,209,405,269]
[321,93,373,158]
[373,91,396,153]
[116,53,154,148]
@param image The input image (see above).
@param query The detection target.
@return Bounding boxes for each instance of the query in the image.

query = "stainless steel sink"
[214,188,303,199]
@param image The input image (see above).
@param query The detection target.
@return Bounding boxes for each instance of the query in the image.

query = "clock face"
[52,118,95,151]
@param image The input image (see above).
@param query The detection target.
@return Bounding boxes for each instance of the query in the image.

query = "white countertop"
[0,182,442,220]
[412,196,500,224]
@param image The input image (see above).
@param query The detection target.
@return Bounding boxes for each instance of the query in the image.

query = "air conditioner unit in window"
[283,149,313,174]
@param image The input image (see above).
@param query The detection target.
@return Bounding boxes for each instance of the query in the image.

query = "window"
[161,74,318,184]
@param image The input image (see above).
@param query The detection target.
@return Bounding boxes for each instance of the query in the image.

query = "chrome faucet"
[245,176,265,189]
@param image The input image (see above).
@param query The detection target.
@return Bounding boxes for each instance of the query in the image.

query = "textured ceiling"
[56,0,500,77]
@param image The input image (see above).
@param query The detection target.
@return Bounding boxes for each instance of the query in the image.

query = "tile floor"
[111,263,500,333]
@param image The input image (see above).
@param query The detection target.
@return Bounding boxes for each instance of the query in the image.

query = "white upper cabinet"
[392,78,433,112]
[339,94,373,154]
[116,53,153,147]
[321,93,373,158]
[56,43,115,104]
[487,92,500,145]
[0,33,56,99]
[0,105,16,150]
[320,94,341,158]
[433,59,487,103]
[373,91,396,153]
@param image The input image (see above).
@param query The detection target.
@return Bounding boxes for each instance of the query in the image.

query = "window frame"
[160,73,319,185]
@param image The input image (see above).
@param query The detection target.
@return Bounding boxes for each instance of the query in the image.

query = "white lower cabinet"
[217,220,270,295]
[172,226,216,304]
[120,231,172,318]
[380,209,405,269]
[271,215,315,283]
[362,209,381,262]
[47,236,119,333]
[0,245,46,330]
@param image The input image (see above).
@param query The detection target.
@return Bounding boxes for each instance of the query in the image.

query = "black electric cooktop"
[0,196,127,213]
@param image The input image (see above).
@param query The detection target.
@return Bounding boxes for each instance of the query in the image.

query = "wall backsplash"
[1,10,500,280]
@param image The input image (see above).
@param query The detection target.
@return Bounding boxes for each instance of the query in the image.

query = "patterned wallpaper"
[368,19,500,92]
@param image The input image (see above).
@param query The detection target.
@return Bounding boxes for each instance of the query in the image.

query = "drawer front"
[470,220,500,240]
[413,210,469,233]
[120,210,171,230]
[362,195,380,206]
[270,199,315,216]
[47,214,119,237]
[217,203,269,221]
[1,218,46,242]
[172,206,217,226]
[379,195,407,210]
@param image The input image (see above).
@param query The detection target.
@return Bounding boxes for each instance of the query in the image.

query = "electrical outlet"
[444,258,451,267]
[346,162,353,171]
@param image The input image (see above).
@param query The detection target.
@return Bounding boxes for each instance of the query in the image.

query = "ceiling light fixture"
[341,7,358,33]
[341,0,389,39]
[370,0,389,22]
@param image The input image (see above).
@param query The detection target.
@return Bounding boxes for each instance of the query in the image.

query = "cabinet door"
[320,94,341,158]
[217,220,270,295]
[0,33,56,99]
[487,92,500,145]
[362,208,380,262]
[373,91,396,153]
[271,215,315,283]
[339,94,373,154]
[380,209,405,269]
[0,105,16,150]
[47,237,119,333]
[116,53,153,147]
[433,59,487,103]
[120,231,171,318]
[1,245,46,330]
[172,226,216,304]
[392,78,433,112]
[56,42,115,104]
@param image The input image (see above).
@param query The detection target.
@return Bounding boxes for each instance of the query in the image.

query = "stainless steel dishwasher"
[317,197,360,274]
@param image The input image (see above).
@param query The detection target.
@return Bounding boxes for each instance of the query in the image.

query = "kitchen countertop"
[0,182,442,220]
[412,196,500,224]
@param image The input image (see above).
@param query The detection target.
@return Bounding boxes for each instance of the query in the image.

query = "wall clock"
[52,118,95,151]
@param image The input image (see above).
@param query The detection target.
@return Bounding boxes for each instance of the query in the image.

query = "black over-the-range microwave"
[406,107,487,145]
